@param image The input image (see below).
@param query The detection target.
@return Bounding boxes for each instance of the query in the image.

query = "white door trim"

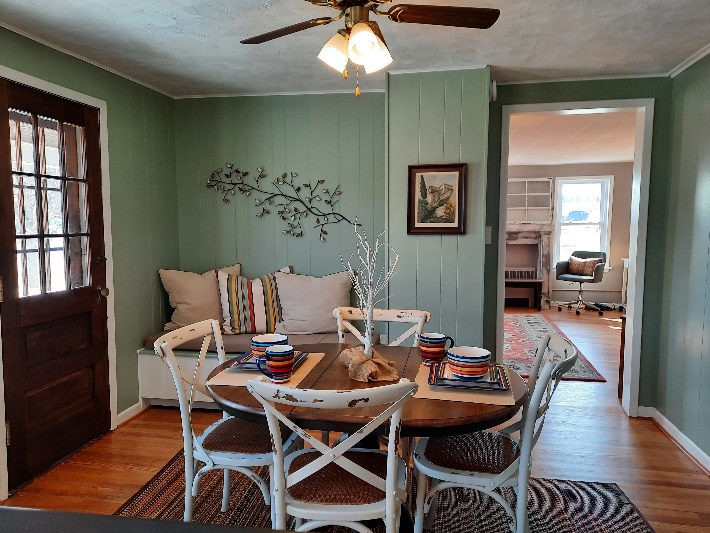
[497,98,655,418]
[0,65,116,500]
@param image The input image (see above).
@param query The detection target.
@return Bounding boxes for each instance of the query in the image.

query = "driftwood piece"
[339,347,399,383]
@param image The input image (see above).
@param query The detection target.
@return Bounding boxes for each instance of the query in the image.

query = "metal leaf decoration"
[206,164,352,241]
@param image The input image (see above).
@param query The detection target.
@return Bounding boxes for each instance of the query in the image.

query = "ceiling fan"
[241,1,500,90]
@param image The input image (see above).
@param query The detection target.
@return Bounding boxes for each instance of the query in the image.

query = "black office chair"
[556,251,606,315]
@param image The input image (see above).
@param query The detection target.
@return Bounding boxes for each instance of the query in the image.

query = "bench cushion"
[145,331,367,352]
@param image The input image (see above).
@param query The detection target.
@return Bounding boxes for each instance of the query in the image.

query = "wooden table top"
[206,343,527,438]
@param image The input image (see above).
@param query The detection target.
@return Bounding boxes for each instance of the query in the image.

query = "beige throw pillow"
[274,271,352,334]
[160,264,241,330]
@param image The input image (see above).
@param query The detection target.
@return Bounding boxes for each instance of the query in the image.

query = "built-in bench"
[138,331,363,408]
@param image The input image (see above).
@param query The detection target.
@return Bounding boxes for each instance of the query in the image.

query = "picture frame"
[407,163,467,235]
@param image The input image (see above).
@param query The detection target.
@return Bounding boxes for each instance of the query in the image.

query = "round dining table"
[206,343,527,438]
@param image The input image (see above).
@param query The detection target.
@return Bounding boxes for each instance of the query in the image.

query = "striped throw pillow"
[217,268,290,335]
[569,256,602,276]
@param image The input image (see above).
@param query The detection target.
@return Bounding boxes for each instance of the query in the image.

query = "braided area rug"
[504,314,605,382]
[115,452,652,532]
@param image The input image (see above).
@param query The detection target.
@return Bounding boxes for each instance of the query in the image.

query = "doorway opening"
[497,100,655,417]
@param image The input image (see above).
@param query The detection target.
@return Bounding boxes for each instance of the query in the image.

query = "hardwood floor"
[4,308,710,532]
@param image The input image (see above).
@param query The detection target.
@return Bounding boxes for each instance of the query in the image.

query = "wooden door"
[0,79,110,491]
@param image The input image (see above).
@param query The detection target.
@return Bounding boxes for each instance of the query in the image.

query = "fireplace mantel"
[505,223,552,309]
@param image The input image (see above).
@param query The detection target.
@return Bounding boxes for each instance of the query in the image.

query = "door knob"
[96,286,110,302]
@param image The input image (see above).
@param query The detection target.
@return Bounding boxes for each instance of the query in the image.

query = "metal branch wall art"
[206,164,354,241]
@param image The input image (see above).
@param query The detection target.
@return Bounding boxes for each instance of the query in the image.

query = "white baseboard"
[116,402,145,427]
[638,406,710,473]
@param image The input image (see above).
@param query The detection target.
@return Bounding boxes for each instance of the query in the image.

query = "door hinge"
[5,421,9,446]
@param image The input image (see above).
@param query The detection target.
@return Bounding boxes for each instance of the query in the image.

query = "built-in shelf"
[507,178,552,223]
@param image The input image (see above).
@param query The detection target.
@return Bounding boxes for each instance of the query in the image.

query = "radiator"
[505,267,537,280]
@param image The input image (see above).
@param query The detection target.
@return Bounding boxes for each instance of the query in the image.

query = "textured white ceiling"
[508,109,638,166]
[0,0,708,97]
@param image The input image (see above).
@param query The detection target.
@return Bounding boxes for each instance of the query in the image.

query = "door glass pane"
[39,117,61,176]
[65,180,88,234]
[62,123,86,180]
[42,178,65,235]
[45,237,67,293]
[16,238,40,297]
[9,110,35,173]
[13,174,38,235]
[66,236,90,289]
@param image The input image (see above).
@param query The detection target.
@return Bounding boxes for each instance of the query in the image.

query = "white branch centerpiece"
[338,223,400,382]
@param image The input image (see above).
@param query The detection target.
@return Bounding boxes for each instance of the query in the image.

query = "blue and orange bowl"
[446,346,491,380]
[250,333,288,357]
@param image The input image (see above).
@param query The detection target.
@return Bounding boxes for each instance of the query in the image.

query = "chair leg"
[221,469,231,512]
[183,454,194,522]
[413,469,427,533]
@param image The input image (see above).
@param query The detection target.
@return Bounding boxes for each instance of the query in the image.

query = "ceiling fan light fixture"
[363,35,392,74]
[317,30,349,72]
[347,22,379,65]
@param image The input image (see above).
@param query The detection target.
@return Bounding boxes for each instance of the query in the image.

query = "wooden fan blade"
[387,5,500,29]
[241,17,333,44]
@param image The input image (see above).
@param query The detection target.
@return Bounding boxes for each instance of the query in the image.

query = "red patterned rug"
[504,314,605,382]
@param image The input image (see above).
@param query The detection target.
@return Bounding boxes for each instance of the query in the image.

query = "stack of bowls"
[446,346,491,380]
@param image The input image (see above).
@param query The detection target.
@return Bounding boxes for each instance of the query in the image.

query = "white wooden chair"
[154,320,298,523]
[333,307,430,347]
[247,378,418,533]
[412,333,578,533]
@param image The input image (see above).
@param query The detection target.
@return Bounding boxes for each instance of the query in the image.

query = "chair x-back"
[248,378,418,533]
[412,333,577,533]
[154,319,298,523]
[333,307,430,347]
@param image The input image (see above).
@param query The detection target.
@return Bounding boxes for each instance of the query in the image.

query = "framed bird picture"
[407,163,466,235]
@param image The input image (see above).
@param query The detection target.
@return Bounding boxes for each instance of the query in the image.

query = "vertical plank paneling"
[306,94,341,276]
[197,100,216,272]
[211,98,238,269]
[440,72,464,339]
[284,95,311,274]
[388,69,489,346]
[387,74,421,342]
[416,72,447,332]
[244,97,275,277]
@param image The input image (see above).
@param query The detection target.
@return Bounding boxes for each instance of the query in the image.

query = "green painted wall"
[387,69,490,346]
[173,93,386,279]
[486,77,673,404]
[0,28,178,412]
[657,55,710,455]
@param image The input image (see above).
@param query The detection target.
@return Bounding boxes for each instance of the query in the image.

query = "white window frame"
[553,175,614,267]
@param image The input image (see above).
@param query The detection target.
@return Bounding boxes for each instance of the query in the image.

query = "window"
[554,177,612,264]
[10,109,90,297]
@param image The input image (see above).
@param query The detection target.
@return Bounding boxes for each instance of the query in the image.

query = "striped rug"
[115,452,652,532]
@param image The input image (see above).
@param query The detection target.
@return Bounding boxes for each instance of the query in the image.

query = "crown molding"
[669,41,710,78]
[0,22,173,97]
[496,72,663,86]
[387,65,488,75]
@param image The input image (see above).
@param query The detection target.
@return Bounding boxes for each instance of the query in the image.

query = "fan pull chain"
[355,65,361,96]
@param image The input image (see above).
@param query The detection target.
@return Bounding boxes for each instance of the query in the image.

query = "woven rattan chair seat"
[202,417,289,455]
[287,450,387,505]
[424,431,520,475]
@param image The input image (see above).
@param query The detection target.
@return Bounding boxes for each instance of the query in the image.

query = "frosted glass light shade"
[317,31,349,72]
[364,35,392,73]
[348,23,379,65]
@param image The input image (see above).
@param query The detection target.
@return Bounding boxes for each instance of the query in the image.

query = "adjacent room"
[0,1,709,532]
